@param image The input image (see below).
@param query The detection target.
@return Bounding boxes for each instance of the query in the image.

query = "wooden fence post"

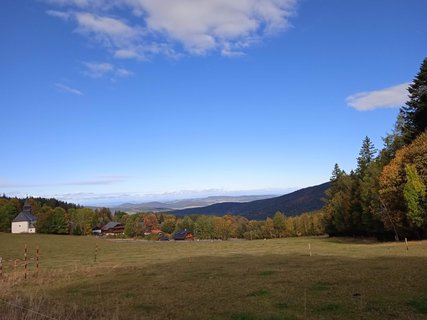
[94,242,98,262]
[24,244,28,280]
[405,238,409,251]
[0,257,3,278]
[308,243,312,257]
[36,245,39,278]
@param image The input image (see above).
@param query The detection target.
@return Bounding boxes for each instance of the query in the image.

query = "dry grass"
[1,233,427,319]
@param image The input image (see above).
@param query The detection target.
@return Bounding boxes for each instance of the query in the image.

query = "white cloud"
[346,83,410,111]
[64,176,129,186]
[46,10,71,20]
[0,176,128,189]
[45,0,109,9]
[45,0,297,59]
[54,83,83,95]
[74,12,140,48]
[116,68,133,77]
[133,0,295,54]
[114,48,140,59]
[83,62,132,78]
[83,62,114,77]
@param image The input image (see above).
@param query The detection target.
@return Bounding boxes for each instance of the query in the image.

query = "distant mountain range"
[111,195,277,213]
[168,182,330,220]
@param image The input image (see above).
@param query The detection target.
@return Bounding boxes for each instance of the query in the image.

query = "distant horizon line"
[1,187,302,207]
[1,182,330,207]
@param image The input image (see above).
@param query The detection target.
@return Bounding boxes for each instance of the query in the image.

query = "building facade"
[11,200,37,234]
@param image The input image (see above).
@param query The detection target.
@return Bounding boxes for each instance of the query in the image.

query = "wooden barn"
[173,230,194,241]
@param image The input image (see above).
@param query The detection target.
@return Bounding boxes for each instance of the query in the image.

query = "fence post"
[0,257,3,278]
[24,244,28,280]
[94,242,98,263]
[36,245,39,278]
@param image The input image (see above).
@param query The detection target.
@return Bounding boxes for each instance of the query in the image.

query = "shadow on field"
[3,253,426,320]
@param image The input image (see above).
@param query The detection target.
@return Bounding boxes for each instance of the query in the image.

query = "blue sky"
[1,0,426,205]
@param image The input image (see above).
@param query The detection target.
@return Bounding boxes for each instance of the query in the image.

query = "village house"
[173,230,194,241]
[101,221,125,236]
[11,200,37,234]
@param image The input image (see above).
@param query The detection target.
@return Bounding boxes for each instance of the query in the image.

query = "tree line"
[118,210,325,240]
[324,57,427,240]
[0,195,325,239]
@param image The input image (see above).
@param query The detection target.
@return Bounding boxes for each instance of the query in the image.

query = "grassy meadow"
[1,233,427,320]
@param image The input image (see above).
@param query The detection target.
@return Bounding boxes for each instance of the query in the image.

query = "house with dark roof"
[173,230,194,241]
[11,200,37,234]
[101,221,125,236]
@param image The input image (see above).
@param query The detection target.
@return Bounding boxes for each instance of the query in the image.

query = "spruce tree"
[356,136,377,175]
[401,57,427,143]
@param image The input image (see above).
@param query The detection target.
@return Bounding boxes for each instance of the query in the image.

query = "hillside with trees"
[324,57,427,240]
[169,182,330,219]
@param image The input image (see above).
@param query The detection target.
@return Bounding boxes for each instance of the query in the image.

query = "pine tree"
[330,163,344,182]
[401,57,427,143]
[357,136,377,175]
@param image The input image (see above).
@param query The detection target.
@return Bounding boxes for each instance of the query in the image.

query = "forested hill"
[169,182,330,220]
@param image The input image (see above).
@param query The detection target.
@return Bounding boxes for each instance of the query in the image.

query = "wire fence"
[0,298,59,320]
[0,244,40,280]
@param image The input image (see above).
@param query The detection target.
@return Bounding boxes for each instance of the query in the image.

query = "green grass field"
[1,233,427,320]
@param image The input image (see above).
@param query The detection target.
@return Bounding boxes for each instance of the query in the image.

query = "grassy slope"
[1,233,427,320]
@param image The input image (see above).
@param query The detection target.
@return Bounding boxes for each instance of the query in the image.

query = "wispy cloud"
[83,62,133,78]
[64,176,128,186]
[0,176,128,189]
[54,83,83,95]
[45,0,297,59]
[346,83,410,111]
[46,9,71,20]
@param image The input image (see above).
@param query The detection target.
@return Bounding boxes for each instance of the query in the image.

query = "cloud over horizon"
[346,83,410,111]
[45,0,297,59]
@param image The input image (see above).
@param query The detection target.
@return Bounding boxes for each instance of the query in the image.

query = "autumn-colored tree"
[262,217,274,238]
[212,216,232,240]
[143,213,159,232]
[125,213,144,237]
[243,220,263,240]
[96,208,112,226]
[194,215,214,239]
[69,208,97,235]
[161,214,177,234]
[182,215,195,232]
[233,216,249,238]
[404,164,426,227]
[380,131,427,237]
